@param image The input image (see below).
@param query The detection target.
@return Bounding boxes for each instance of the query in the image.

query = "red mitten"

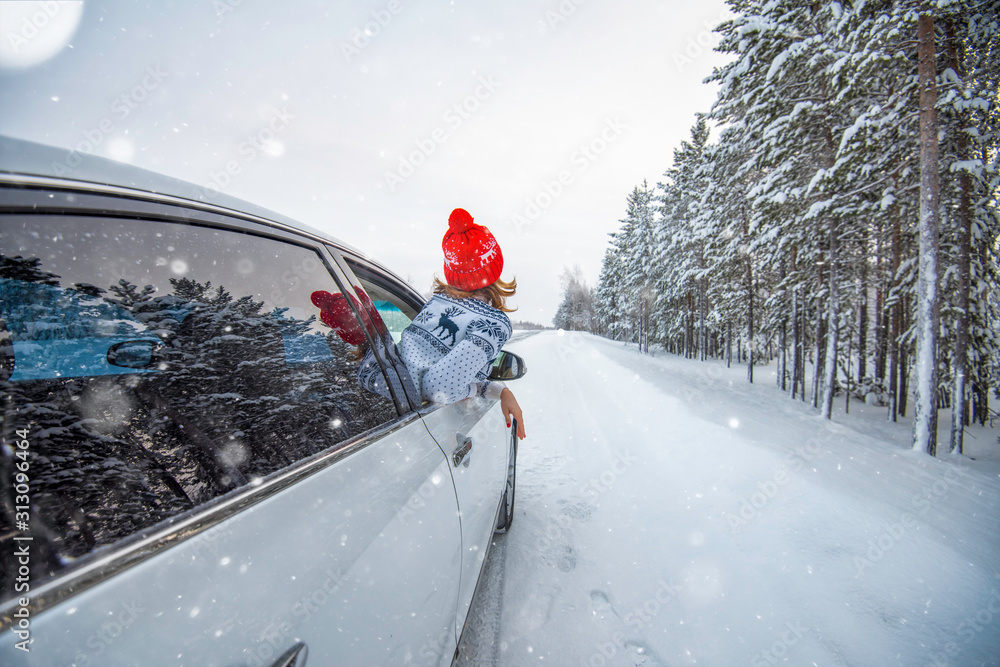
[310,290,367,345]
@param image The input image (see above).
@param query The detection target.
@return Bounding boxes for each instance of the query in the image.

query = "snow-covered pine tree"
[656,117,712,359]
[591,0,999,442]
[838,0,998,452]
[708,0,852,389]
[553,266,596,332]
[595,245,627,339]
[937,5,1000,452]
[697,120,766,381]
[617,182,658,353]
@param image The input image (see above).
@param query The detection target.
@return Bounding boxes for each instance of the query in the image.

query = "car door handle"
[453,434,472,468]
[268,642,308,667]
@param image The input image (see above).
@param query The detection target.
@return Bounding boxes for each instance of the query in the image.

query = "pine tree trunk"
[685,293,692,359]
[888,207,902,423]
[913,12,940,456]
[812,261,825,408]
[791,286,800,399]
[779,319,787,391]
[727,322,732,369]
[874,287,887,383]
[947,20,971,455]
[857,255,868,384]
[791,289,797,398]
[845,322,852,414]
[800,300,808,402]
[700,277,707,361]
[974,172,989,426]
[778,260,787,391]
[899,336,910,418]
[821,219,840,420]
[747,258,755,384]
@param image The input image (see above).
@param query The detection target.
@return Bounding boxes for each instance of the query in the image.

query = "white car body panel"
[0,417,462,666]
[420,398,509,645]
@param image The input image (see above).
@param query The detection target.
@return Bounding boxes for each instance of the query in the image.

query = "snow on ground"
[457,331,1000,667]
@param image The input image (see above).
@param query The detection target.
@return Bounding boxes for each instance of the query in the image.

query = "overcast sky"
[0,0,731,325]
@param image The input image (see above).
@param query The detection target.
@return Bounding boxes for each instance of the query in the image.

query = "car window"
[373,299,411,343]
[0,215,399,600]
[339,257,426,410]
[343,261,418,343]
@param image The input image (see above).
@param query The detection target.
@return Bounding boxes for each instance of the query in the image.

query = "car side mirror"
[489,350,527,381]
[107,340,162,368]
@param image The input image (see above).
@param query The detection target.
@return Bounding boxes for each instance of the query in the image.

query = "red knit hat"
[442,208,503,291]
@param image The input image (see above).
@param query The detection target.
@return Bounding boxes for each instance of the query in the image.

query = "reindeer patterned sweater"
[399,294,512,404]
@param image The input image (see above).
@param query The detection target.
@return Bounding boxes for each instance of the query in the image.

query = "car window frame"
[0,180,422,619]
[330,248,428,412]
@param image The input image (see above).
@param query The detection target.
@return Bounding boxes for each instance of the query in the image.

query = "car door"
[0,190,462,666]
[336,255,511,646]
[417,398,509,645]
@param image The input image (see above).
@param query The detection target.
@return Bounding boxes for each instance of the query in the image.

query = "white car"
[0,136,524,666]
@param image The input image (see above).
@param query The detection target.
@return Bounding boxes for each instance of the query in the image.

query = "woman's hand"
[500,387,526,439]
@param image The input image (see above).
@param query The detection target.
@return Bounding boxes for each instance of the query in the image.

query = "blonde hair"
[433,277,517,313]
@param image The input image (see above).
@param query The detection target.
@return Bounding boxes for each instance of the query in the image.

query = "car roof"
[0,134,369,258]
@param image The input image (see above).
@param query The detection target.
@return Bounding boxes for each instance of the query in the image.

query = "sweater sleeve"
[478,379,506,401]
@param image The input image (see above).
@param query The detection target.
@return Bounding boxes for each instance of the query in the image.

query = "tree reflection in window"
[0,232,397,600]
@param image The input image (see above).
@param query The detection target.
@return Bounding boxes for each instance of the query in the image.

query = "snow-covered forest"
[555,0,999,457]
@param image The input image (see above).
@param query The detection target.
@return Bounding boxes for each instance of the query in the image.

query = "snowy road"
[457,332,1000,667]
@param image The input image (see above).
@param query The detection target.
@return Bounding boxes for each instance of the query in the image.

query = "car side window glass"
[374,300,411,344]
[0,216,398,598]
[341,259,426,407]
[343,262,417,343]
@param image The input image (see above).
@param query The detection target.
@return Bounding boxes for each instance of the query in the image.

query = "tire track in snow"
[460,332,686,664]
[456,534,506,666]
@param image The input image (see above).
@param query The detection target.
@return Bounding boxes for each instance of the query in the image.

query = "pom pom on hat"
[442,207,503,291]
[448,208,476,234]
